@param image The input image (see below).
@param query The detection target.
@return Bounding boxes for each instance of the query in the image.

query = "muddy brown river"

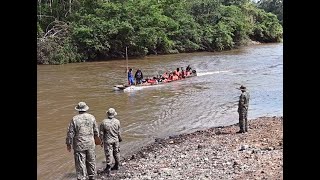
[37,43,283,179]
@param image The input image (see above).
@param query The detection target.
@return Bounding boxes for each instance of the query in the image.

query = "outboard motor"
[192,70,197,76]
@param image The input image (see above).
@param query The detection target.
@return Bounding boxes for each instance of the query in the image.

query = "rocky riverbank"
[97,116,283,180]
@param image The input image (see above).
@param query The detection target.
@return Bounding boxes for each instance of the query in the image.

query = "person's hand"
[67,144,71,152]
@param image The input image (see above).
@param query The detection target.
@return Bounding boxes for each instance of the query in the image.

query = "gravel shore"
[97,116,283,180]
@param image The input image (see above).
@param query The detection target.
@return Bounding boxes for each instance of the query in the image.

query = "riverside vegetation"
[37,0,282,65]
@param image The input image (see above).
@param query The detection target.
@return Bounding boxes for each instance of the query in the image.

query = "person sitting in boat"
[167,72,173,82]
[141,77,149,85]
[186,65,192,72]
[175,68,181,78]
[172,71,179,81]
[128,68,134,85]
[134,69,143,85]
[142,77,158,85]
[158,77,163,82]
[186,65,192,76]
[162,72,169,79]
[151,77,159,84]
[180,67,186,78]
[153,75,161,83]
[159,73,169,83]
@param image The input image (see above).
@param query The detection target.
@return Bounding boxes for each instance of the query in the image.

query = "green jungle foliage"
[37,0,282,64]
[257,0,283,25]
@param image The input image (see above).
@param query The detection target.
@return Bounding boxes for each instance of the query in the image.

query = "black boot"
[104,165,111,175]
[111,162,119,170]
[236,129,245,133]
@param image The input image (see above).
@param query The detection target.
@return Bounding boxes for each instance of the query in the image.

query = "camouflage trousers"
[238,108,248,132]
[74,149,96,180]
[103,141,120,166]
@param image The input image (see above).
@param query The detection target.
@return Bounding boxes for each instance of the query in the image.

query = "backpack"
[136,71,142,78]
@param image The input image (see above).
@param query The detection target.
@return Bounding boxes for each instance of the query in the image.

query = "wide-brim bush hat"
[75,102,89,111]
[237,85,246,90]
[107,108,117,118]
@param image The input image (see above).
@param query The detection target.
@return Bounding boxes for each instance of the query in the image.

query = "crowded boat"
[113,65,197,91]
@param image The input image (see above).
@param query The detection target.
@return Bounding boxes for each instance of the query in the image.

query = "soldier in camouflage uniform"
[66,102,99,180]
[99,108,122,175]
[237,85,250,133]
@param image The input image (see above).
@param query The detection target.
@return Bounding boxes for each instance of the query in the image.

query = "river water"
[37,43,283,179]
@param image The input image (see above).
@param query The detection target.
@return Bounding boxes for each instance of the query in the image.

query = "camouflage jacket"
[66,113,99,151]
[238,91,250,111]
[100,117,121,144]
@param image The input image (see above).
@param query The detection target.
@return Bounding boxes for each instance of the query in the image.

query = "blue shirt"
[128,71,133,79]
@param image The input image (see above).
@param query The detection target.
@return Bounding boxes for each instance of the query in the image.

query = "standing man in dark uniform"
[237,85,250,133]
[134,69,143,84]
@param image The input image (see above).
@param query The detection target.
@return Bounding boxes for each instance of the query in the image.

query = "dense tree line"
[257,0,282,25]
[37,0,282,64]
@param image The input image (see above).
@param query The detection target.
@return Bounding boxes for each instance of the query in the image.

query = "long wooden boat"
[113,70,197,91]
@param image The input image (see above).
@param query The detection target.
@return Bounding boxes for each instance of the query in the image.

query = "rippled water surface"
[37,43,283,179]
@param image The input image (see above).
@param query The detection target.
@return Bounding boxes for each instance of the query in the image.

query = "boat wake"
[113,84,165,92]
[123,85,158,92]
[197,70,230,76]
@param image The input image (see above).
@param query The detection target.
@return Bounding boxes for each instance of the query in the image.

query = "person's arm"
[93,117,101,145]
[118,121,122,142]
[238,94,244,112]
[243,93,249,109]
[240,94,245,106]
[99,122,104,147]
[93,118,99,137]
[66,120,75,152]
